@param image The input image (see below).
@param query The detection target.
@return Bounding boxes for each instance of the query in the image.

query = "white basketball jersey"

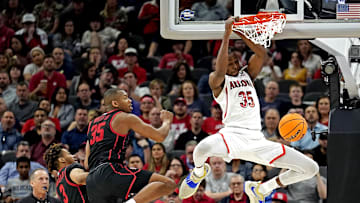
[214,71,262,130]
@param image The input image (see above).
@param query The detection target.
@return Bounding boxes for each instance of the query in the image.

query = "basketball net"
[232,0,286,48]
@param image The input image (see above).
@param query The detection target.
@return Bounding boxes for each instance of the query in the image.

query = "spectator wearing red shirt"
[171,97,191,142]
[0,13,15,53]
[139,95,155,124]
[138,0,160,36]
[117,48,147,84]
[15,13,48,50]
[22,99,61,134]
[107,37,128,70]
[22,108,61,145]
[22,115,61,135]
[138,0,161,57]
[183,180,215,203]
[220,174,249,203]
[202,101,224,134]
[29,55,66,100]
[159,40,194,69]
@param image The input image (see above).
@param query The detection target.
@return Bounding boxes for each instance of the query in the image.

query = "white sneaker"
[178,163,211,200]
[244,181,274,203]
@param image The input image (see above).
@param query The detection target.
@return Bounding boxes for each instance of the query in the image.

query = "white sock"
[258,177,280,194]
[193,165,205,177]
[125,198,136,203]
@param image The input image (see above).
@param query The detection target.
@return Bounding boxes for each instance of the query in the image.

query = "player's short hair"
[104,88,124,106]
[44,144,63,171]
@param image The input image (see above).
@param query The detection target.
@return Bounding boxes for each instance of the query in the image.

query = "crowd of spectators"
[0,0,330,202]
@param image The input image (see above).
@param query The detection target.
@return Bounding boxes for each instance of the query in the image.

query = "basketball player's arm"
[233,27,268,80]
[316,173,327,199]
[69,168,89,185]
[208,18,233,95]
[123,111,173,142]
[84,141,90,170]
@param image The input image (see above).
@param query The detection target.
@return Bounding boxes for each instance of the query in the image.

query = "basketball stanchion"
[232,12,286,48]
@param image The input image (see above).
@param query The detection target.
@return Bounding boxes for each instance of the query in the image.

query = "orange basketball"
[278,113,307,142]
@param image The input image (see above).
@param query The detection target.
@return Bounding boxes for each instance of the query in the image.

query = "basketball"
[278,113,308,142]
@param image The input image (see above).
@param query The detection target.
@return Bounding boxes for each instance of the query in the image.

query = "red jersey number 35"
[89,122,105,145]
[238,91,255,108]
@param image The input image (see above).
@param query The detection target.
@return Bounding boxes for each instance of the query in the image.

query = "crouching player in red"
[44,144,89,203]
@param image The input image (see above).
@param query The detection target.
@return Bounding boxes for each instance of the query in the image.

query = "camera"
[349,45,360,62]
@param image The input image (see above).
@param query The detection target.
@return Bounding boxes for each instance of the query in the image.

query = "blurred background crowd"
[0,0,329,202]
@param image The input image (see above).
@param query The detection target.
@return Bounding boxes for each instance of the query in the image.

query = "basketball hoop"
[232,12,286,48]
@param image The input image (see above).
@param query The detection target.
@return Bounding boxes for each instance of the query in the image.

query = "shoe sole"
[179,164,210,200]
[244,181,260,203]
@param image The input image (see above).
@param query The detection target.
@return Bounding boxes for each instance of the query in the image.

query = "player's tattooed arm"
[70,168,89,185]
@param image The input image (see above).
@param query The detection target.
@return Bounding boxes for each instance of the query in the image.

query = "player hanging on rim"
[44,144,89,203]
[85,89,176,203]
[179,17,319,203]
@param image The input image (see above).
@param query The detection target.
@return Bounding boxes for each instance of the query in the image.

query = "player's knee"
[194,141,212,157]
[163,178,177,193]
[303,159,319,179]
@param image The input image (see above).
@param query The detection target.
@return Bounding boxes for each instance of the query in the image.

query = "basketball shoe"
[179,163,211,199]
[244,181,274,203]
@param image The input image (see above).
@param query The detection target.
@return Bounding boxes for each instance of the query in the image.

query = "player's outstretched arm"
[84,141,90,170]
[209,17,233,95]
[69,168,89,185]
[233,19,268,80]
[126,110,173,142]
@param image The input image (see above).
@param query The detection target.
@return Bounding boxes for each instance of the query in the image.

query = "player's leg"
[86,165,113,203]
[179,134,229,199]
[244,143,318,202]
[193,133,229,175]
[259,145,319,193]
[127,173,177,203]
